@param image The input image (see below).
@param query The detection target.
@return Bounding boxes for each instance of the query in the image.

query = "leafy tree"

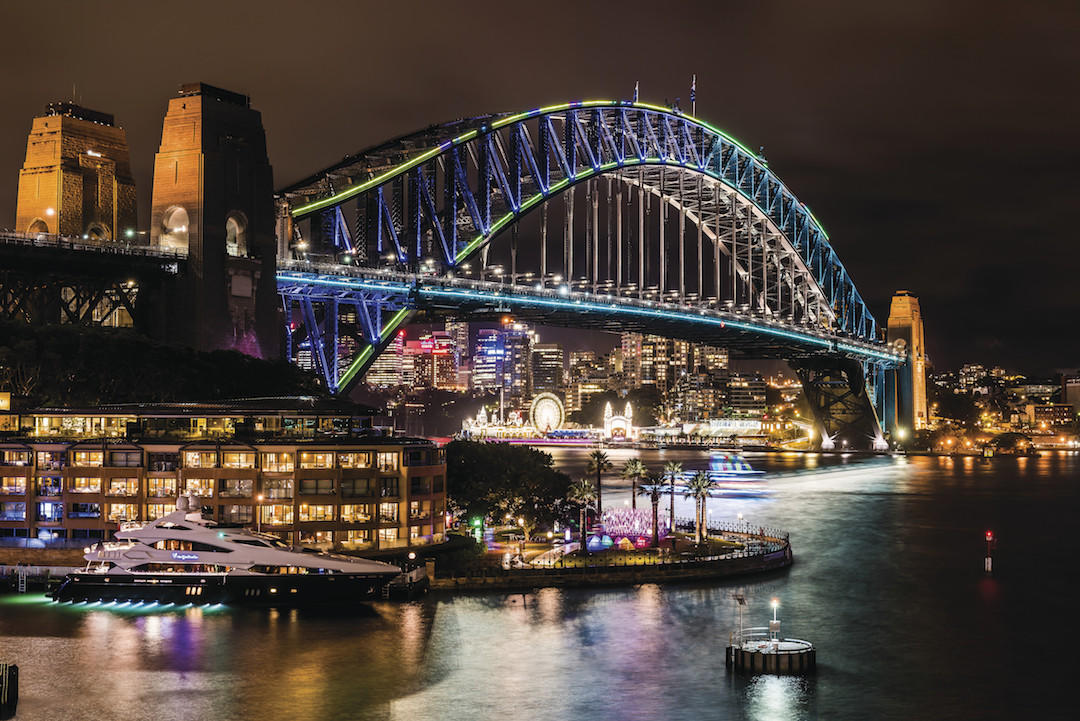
[586,449,612,513]
[638,474,666,548]
[0,321,321,406]
[684,471,715,544]
[444,440,572,537]
[663,460,683,532]
[567,478,597,554]
[621,458,647,509]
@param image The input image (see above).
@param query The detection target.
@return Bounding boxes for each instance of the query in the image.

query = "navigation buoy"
[725,596,815,675]
[984,530,994,574]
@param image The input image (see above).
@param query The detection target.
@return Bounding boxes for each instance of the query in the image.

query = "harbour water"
[2,450,1077,720]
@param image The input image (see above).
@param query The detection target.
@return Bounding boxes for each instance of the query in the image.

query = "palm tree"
[684,471,716,545]
[621,458,647,509]
[638,474,666,548]
[567,478,597,555]
[586,449,613,514]
[663,461,683,531]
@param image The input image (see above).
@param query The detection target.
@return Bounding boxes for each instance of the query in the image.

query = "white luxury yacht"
[51,495,404,605]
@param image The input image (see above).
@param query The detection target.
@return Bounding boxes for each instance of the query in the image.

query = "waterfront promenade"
[431,522,793,592]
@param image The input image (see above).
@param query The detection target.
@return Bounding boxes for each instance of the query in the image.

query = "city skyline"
[3,1,1080,372]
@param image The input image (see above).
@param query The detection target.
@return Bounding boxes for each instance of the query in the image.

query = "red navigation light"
[985,530,994,542]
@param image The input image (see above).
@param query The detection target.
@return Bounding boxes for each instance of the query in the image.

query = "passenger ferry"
[50,495,403,605]
[669,451,770,499]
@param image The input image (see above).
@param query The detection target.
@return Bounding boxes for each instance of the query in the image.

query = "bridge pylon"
[790,357,886,451]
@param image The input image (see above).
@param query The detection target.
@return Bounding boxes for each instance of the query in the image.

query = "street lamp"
[771,597,779,621]
[256,493,264,533]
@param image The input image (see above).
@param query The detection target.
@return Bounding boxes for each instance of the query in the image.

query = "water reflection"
[2,451,1078,720]
[744,675,816,720]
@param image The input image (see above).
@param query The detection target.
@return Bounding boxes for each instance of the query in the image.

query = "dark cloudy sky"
[3,0,1078,374]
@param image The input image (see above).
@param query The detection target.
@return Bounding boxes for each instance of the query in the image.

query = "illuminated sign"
[171,552,199,561]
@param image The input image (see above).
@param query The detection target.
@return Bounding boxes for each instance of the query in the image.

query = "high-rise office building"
[472,329,505,392]
[695,345,729,373]
[502,322,533,407]
[621,333,643,389]
[365,330,405,387]
[727,373,768,416]
[530,343,565,394]
[445,320,470,388]
[639,335,691,393]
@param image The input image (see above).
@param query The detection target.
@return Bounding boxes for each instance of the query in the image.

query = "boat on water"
[706,451,765,479]
[669,452,771,498]
[49,495,403,605]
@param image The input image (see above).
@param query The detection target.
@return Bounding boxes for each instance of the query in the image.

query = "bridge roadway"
[276,260,903,366]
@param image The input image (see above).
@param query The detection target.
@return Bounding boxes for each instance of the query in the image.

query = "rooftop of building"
[178,82,250,108]
[7,396,380,418]
[43,102,115,127]
[0,434,438,449]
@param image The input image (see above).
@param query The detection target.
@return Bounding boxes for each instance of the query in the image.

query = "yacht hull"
[50,571,397,606]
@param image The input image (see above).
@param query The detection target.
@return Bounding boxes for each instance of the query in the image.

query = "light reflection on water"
[2,450,1079,720]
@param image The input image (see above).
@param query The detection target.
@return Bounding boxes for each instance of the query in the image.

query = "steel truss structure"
[277,100,904,447]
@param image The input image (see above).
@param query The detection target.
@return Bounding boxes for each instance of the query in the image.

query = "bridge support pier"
[790,357,887,452]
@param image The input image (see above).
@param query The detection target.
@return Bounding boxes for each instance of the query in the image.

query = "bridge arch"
[276,101,902,447]
[281,102,874,338]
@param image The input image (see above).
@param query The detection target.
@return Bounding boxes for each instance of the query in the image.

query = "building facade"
[0,400,445,551]
[885,290,929,433]
[530,343,565,394]
[148,83,278,359]
[15,102,137,240]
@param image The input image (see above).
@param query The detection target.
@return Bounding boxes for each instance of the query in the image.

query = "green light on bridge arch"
[289,101,766,219]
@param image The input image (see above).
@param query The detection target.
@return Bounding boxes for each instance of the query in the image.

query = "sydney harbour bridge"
[277,100,904,449]
[1,96,907,450]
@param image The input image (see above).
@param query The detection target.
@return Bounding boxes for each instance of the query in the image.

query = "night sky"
[3,1,1077,374]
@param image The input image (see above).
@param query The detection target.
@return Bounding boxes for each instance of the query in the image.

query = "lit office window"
[339,504,371,523]
[298,504,334,522]
[261,504,294,525]
[299,452,334,469]
[106,503,138,522]
[147,478,177,497]
[185,478,214,497]
[337,452,372,469]
[183,451,217,468]
[261,452,294,473]
[71,451,103,467]
[222,452,256,469]
[376,452,399,472]
[107,478,139,496]
[71,477,102,493]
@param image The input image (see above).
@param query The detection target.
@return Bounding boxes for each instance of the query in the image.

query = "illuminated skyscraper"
[472,329,505,392]
[531,343,565,394]
[502,322,533,408]
[365,330,405,387]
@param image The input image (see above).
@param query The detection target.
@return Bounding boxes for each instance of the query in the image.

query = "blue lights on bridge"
[276,270,903,366]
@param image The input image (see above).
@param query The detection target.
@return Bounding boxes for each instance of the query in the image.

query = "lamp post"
[256,493,264,533]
